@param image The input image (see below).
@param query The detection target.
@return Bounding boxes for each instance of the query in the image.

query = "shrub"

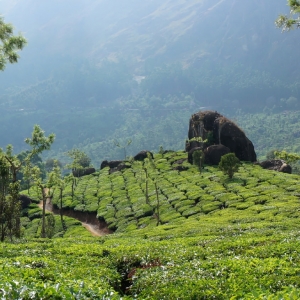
[219,153,240,179]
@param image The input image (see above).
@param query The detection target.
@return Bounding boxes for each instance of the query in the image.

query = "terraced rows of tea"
[44,151,300,233]
[8,150,300,298]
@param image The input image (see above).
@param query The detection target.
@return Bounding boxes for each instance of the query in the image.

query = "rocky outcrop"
[100,160,130,174]
[134,150,154,161]
[109,163,130,174]
[204,145,231,165]
[101,160,123,170]
[258,159,292,174]
[73,167,96,177]
[186,110,256,163]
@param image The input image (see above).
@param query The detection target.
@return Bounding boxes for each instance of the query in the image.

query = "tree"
[192,150,205,174]
[0,125,54,241]
[144,153,161,226]
[66,149,91,176]
[51,161,67,230]
[31,166,57,238]
[0,16,27,70]
[113,139,132,160]
[45,158,63,173]
[274,150,300,164]
[0,151,21,242]
[24,125,55,238]
[276,0,300,31]
[219,153,240,179]
[66,149,91,199]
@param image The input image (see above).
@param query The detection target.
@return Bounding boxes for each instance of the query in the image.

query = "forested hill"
[1,0,300,165]
[1,0,299,88]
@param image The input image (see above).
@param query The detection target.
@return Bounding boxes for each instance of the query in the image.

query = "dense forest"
[0,0,299,167]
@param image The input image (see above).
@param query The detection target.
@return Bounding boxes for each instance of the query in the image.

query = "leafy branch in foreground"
[0,16,27,70]
[276,0,300,31]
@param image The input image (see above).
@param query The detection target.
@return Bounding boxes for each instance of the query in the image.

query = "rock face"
[134,150,154,161]
[73,167,96,177]
[186,110,256,163]
[100,160,123,170]
[259,159,292,174]
[204,145,231,165]
[100,160,130,174]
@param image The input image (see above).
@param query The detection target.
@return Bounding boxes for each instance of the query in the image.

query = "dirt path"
[38,198,109,237]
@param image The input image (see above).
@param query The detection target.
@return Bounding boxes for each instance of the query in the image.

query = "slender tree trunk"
[60,188,64,229]
[155,182,160,226]
[41,187,46,238]
[1,224,5,242]
[145,168,149,204]
[72,179,75,199]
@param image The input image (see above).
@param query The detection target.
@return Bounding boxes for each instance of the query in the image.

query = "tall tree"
[66,149,91,199]
[51,161,66,230]
[0,151,21,242]
[0,125,54,241]
[276,0,300,31]
[0,16,27,70]
[113,139,132,160]
[24,125,55,238]
[31,166,57,238]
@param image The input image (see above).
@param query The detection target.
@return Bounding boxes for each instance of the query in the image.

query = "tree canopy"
[276,0,300,31]
[0,16,27,70]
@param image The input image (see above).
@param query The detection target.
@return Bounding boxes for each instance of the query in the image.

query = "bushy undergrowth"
[13,150,300,298]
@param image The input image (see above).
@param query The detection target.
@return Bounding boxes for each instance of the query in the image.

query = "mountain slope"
[14,151,300,298]
[1,0,298,84]
[22,151,300,233]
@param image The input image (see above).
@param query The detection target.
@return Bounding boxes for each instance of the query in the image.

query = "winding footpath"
[38,198,109,237]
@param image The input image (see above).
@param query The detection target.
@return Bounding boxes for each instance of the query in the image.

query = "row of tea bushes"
[43,151,300,233]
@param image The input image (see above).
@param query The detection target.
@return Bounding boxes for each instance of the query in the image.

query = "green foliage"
[10,149,300,297]
[66,149,92,171]
[192,149,205,172]
[219,153,240,179]
[276,0,300,31]
[0,16,27,71]
[274,150,300,164]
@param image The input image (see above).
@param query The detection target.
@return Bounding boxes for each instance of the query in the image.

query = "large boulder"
[186,110,256,163]
[73,167,96,178]
[100,160,123,170]
[109,163,130,174]
[134,150,154,161]
[259,159,292,174]
[213,118,256,162]
[204,145,231,165]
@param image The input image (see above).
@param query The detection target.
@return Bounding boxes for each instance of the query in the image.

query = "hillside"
[1,0,298,77]
[5,150,300,298]
[1,0,300,162]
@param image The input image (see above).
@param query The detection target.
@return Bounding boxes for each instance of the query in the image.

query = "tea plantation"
[4,151,300,299]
